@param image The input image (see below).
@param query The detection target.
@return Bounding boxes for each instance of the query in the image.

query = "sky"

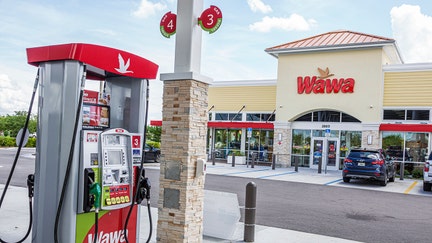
[1,0,432,122]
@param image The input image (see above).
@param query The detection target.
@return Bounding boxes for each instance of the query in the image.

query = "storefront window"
[382,132,429,175]
[291,130,311,167]
[214,129,228,158]
[247,129,273,162]
[405,132,428,162]
[383,109,430,121]
[213,129,242,158]
[312,130,339,138]
[382,132,405,160]
[339,131,362,169]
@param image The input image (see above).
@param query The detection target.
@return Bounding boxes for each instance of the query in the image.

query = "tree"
[0,111,37,137]
[146,125,161,142]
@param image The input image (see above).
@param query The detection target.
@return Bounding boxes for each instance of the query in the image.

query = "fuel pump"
[23,43,158,243]
[0,70,39,243]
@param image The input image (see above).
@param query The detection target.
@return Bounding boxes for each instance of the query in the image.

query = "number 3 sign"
[198,5,222,34]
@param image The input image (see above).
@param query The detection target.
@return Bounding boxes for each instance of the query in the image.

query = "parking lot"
[205,163,432,197]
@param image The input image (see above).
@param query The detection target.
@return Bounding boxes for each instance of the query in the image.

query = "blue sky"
[1,0,432,121]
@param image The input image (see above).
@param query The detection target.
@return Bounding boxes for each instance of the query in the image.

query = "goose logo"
[297,67,355,94]
[317,67,334,79]
[115,54,133,74]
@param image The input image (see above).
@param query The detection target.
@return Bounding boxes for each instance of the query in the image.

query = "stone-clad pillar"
[157,79,208,242]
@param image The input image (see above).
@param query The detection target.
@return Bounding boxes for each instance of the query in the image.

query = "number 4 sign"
[198,5,222,34]
[160,11,177,38]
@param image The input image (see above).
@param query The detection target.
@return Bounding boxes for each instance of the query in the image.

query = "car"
[423,152,432,191]
[342,148,396,186]
[144,144,160,163]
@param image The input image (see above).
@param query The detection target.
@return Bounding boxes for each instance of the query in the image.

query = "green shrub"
[412,168,423,179]
[147,141,160,149]
[26,137,36,147]
[0,136,16,147]
[0,136,36,147]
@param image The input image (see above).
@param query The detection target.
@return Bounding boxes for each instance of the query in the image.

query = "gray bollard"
[232,154,235,167]
[212,151,216,165]
[251,153,256,168]
[295,158,298,172]
[318,160,322,174]
[400,161,404,180]
[244,182,257,242]
[272,154,276,170]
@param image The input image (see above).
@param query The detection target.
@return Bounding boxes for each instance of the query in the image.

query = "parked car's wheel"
[343,177,350,183]
[423,181,431,191]
[380,174,388,186]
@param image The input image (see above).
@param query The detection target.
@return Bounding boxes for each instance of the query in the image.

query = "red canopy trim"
[27,43,159,79]
[150,120,274,129]
[379,124,432,132]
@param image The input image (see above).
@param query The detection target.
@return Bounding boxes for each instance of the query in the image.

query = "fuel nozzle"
[27,174,35,198]
[90,182,101,211]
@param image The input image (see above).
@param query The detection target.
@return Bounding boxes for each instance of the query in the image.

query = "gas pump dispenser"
[25,43,158,243]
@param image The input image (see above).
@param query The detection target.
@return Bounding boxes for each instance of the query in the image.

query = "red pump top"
[27,43,159,80]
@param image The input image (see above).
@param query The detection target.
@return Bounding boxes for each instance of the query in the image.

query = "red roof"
[266,30,394,55]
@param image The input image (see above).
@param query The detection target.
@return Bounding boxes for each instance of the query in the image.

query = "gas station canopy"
[27,43,159,80]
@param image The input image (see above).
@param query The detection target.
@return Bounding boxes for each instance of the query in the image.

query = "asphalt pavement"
[1,151,430,242]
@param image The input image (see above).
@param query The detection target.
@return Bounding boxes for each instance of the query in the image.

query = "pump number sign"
[160,11,177,38]
[198,5,222,34]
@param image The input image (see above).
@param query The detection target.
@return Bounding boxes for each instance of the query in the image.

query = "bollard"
[318,159,322,174]
[244,182,257,242]
[251,153,256,168]
[400,161,404,180]
[212,151,215,166]
[232,154,235,167]
[295,158,298,172]
[272,154,276,170]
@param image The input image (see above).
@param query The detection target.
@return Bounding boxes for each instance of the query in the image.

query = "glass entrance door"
[310,137,340,170]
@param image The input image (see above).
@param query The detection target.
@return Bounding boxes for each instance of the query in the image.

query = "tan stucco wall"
[275,48,384,123]
[384,71,432,106]
[208,85,276,112]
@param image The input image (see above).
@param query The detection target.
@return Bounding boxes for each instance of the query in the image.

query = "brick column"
[273,122,292,167]
[157,79,208,243]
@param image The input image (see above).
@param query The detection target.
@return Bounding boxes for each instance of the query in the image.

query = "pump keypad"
[102,185,130,208]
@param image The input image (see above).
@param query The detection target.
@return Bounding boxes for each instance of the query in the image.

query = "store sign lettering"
[297,67,355,94]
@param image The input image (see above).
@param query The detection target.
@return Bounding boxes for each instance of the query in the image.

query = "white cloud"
[390,4,432,63]
[0,74,30,115]
[247,0,272,14]
[132,0,167,18]
[249,14,317,32]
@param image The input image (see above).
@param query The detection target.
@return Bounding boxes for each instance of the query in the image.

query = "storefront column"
[362,123,381,149]
[273,122,292,167]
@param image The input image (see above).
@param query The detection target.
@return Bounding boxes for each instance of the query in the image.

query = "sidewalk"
[0,185,359,243]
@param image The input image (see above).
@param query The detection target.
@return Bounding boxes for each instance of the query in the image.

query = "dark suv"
[342,149,395,186]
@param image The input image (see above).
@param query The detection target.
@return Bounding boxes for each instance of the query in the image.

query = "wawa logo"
[87,229,128,243]
[115,53,133,74]
[297,67,355,94]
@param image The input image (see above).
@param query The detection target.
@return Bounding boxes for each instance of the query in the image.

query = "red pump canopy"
[27,43,159,80]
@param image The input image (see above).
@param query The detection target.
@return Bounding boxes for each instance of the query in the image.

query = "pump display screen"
[106,135,121,145]
[107,150,123,165]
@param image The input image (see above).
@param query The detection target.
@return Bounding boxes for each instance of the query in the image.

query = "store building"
[152,30,432,171]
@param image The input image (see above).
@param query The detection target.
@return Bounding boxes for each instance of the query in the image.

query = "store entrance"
[310,137,340,171]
